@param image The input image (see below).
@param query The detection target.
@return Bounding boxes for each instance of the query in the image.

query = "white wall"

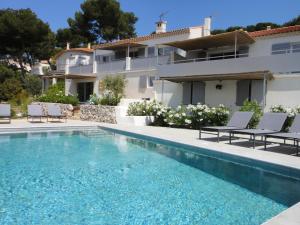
[266,74,300,109]
[154,80,183,107]
[56,51,93,69]
[205,80,237,110]
[249,33,300,57]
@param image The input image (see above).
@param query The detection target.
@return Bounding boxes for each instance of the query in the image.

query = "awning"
[96,42,146,50]
[160,71,273,82]
[162,30,255,51]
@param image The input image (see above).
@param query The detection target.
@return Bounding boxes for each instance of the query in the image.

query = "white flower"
[185,119,192,124]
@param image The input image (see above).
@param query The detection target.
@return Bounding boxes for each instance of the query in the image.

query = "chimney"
[66,42,70,50]
[266,25,271,30]
[156,20,167,34]
[203,17,212,36]
[87,43,91,49]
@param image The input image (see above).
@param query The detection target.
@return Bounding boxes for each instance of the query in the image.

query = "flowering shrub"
[164,105,191,127]
[270,105,297,131]
[37,83,79,106]
[187,104,229,129]
[127,100,170,126]
[127,101,230,129]
[88,91,122,106]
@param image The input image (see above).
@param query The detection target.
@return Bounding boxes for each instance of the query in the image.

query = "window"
[157,47,175,56]
[95,55,101,62]
[292,43,300,53]
[148,47,155,57]
[102,56,109,63]
[272,43,290,55]
[147,76,156,88]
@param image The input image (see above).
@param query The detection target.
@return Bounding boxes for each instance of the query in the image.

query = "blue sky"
[0,0,299,35]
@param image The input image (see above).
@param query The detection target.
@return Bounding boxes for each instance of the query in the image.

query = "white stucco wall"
[205,80,238,111]
[56,51,93,70]
[266,74,300,109]
[154,80,183,107]
[249,33,300,57]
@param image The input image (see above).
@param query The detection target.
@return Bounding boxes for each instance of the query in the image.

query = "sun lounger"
[47,104,67,122]
[229,112,288,148]
[0,104,11,123]
[264,114,300,155]
[199,111,254,142]
[27,104,44,122]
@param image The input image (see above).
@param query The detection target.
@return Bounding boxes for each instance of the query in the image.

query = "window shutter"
[236,80,250,106]
[251,80,264,105]
[182,82,192,105]
[192,82,205,104]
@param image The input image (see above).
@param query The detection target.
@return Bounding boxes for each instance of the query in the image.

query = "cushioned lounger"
[27,105,44,122]
[229,113,288,148]
[264,114,300,155]
[47,104,67,122]
[199,111,254,142]
[0,104,11,123]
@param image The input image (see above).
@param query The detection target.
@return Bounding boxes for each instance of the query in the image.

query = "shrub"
[99,91,122,106]
[0,78,23,101]
[165,105,191,128]
[187,104,229,129]
[127,101,230,129]
[239,100,262,128]
[9,90,32,117]
[24,75,42,96]
[127,100,170,126]
[98,75,126,105]
[270,105,296,131]
[88,93,101,105]
[37,83,79,106]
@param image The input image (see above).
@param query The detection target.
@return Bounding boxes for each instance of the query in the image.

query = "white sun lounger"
[0,104,11,123]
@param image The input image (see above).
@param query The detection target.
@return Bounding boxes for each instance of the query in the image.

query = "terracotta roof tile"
[249,25,300,38]
[53,48,93,60]
[94,27,192,49]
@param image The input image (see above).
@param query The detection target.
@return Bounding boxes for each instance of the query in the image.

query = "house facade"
[46,19,300,111]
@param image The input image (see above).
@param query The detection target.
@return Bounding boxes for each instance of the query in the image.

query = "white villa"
[45,18,300,111]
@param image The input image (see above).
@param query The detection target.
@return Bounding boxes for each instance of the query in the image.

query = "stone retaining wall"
[32,102,74,118]
[80,105,117,124]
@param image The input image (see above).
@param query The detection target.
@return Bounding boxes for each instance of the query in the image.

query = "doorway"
[77,82,94,102]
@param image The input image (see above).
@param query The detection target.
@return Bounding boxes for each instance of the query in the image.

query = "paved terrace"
[0,119,300,224]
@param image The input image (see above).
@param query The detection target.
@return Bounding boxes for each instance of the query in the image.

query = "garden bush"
[0,78,23,101]
[239,100,263,128]
[270,105,297,131]
[24,75,42,96]
[127,100,170,126]
[97,75,126,106]
[37,83,79,106]
[127,101,230,129]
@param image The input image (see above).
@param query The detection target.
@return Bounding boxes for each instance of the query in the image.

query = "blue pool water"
[0,129,298,224]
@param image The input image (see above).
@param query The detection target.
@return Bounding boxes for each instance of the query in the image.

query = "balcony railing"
[158,51,300,78]
[131,56,170,71]
[96,59,126,74]
[69,64,93,74]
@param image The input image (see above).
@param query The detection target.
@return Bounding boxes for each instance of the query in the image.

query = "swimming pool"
[0,129,299,224]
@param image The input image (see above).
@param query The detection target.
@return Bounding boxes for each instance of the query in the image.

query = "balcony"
[96,56,170,74]
[69,64,93,75]
[158,52,300,79]
[97,59,126,74]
